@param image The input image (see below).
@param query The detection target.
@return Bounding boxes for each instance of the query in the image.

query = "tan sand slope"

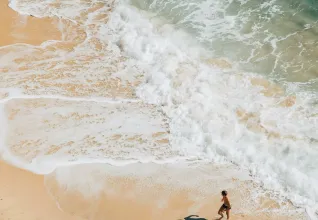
[0,161,306,220]
[0,161,80,220]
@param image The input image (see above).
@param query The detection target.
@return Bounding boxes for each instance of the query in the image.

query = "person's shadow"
[182,215,208,220]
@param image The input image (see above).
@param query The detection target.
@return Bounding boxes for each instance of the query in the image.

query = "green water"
[131,0,318,92]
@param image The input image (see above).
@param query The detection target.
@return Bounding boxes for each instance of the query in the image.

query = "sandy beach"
[0,161,307,220]
[0,0,312,219]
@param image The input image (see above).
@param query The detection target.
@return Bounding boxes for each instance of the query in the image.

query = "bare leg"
[218,206,224,219]
[226,209,230,219]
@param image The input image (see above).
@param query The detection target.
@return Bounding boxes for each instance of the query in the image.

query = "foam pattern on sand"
[43,163,306,219]
[1,98,182,173]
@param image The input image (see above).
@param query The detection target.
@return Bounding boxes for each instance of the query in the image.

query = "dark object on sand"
[184,215,207,220]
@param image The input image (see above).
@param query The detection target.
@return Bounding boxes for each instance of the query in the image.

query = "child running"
[217,190,231,219]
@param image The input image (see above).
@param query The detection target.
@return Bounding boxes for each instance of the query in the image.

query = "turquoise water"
[131,0,318,91]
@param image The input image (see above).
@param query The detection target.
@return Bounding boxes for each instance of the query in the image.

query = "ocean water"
[0,0,318,218]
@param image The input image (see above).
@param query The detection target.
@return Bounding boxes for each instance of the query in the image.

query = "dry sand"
[0,1,308,219]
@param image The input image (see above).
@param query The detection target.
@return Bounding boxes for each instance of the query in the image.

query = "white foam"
[0,94,141,104]
[0,105,7,155]
[1,147,194,174]
[103,3,318,217]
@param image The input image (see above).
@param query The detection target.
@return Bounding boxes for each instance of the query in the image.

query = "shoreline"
[0,161,80,220]
[0,160,307,220]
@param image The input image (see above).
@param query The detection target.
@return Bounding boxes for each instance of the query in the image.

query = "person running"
[217,190,231,219]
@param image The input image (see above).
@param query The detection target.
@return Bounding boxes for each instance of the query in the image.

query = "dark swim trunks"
[222,204,231,210]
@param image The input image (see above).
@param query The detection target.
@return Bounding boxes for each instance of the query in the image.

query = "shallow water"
[131,0,318,88]
[0,0,318,218]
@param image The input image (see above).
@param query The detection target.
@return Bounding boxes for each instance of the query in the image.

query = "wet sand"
[0,161,81,220]
[0,0,61,46]
[0,161,307,220]
[0,1,64,219]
